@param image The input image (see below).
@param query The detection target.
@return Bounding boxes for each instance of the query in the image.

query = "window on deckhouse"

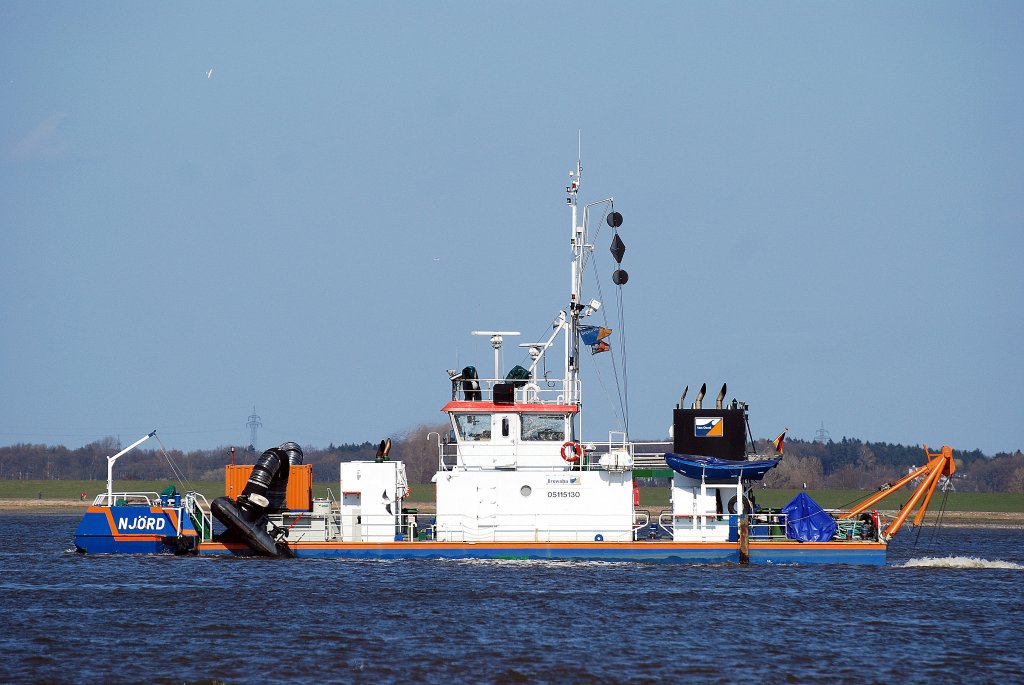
[454,414,492,441]
[520,414,566,442]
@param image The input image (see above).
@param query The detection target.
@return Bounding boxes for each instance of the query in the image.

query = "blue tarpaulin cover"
[781,492,837,542]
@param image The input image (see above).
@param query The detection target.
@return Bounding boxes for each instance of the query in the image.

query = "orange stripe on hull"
[203,540,738,552]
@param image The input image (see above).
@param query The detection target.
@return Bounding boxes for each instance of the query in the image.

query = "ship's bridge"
[441,394,578,470]
[438,370,667,473]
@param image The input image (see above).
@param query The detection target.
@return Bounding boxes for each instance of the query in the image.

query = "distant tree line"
[0,437,383,484]
[758,436,1024,493]
[1,429,1021,493]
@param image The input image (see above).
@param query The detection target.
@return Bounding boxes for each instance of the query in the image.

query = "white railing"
[91,490,214,541]
[184,492,214,541]
[92,491,161,506]
[744,511,881,542]
[437,439,672,472]
[633,510,650,531]
[747,512,789,541]
[629,442,672,469]
[450,375,577,405]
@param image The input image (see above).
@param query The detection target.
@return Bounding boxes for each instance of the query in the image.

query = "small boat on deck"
[664,453,781,482]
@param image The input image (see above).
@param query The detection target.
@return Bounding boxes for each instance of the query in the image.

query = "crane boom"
[842,444,956,540]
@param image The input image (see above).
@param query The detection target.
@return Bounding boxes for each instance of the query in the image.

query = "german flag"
[773,430,787,455]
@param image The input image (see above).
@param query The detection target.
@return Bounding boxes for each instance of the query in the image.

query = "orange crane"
[841,444,956,540]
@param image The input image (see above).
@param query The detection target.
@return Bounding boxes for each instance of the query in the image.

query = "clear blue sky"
[2,3,1021,456]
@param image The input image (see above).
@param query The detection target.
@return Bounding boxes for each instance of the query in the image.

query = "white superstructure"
[429,157,641,543]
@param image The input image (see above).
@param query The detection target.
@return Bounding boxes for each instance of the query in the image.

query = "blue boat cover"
[664,453,780,482]
[781,492,837,542]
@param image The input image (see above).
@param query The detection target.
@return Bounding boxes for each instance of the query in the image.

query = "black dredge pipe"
[238,442,303,520]
[210,442,304,557]
[211,496,292,557]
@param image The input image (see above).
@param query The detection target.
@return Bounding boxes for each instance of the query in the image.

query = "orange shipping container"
[225,464,313,511]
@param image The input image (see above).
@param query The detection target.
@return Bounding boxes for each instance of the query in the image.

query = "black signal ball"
[610,234,626,264]
[612,269,629,285]
[607,211,623,228]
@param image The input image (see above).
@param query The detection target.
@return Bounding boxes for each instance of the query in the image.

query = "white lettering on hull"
[116,516,168,532]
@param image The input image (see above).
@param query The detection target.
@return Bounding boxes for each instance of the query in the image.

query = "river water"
[0,512,1021,684]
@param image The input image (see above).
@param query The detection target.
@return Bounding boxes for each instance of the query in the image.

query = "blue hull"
[201,541,742,562]
[199,540,885,565]
[73,535,182,555]
[74,506,200,555]
[748,543,887,566]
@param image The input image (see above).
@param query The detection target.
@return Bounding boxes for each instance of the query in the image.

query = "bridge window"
[454,414,492,441]
[521,414,565,442]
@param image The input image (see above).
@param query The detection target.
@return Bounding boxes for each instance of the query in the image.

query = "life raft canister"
[560,441,582,463]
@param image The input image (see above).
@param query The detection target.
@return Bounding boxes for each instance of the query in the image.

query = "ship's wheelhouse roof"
[441,401,578,414]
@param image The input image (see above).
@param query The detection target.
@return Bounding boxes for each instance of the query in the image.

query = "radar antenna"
[471,331,521,379]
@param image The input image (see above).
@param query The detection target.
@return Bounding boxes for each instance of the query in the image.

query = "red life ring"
[560,441,582,463]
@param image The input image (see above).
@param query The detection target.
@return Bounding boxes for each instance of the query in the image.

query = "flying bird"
[206,68,214,79]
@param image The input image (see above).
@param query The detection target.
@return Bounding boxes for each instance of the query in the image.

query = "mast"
[566,157,583,406]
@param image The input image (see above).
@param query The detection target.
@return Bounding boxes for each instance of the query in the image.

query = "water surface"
[1,513,1020,683]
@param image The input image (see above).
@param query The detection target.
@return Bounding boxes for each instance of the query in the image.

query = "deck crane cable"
[920,484,952,554]
[835,493,873,511]
[907,466,952,555]
[153,434,197,495]
[910,512,926,553]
